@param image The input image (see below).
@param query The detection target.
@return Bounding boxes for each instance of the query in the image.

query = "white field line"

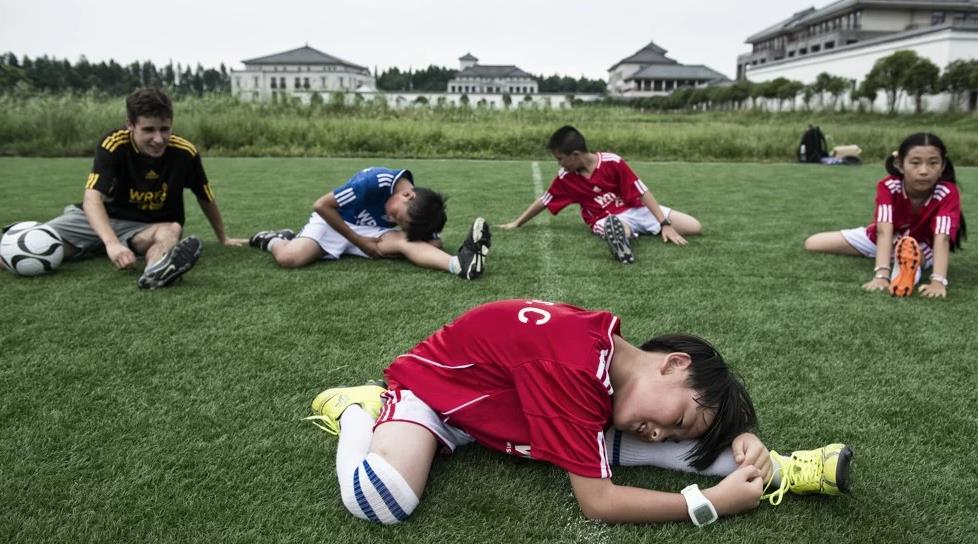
[530,162,560,300]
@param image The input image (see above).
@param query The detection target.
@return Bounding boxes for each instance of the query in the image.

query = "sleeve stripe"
[167,140,198,157]
[597,431,611,478]
[168,135,198,155]
[100,130,129,151]
[876,204,892,223]
[634,179,649,194]
[540,192,553,205]
[203,184,215,202]
[335,188,356,206]
[85,172,99,189]
[936,215,951,235]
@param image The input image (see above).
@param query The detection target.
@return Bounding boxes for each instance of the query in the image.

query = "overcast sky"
[0,0,822,80]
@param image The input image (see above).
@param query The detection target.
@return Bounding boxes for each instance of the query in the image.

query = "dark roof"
[627,64,730,81]
[747,0,978,42]
[459,53,478,61]
[454,65,534,78]
[241,46,368,71]
[609,41,678,71]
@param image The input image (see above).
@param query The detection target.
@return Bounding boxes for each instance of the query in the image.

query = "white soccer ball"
[1,221,65,276]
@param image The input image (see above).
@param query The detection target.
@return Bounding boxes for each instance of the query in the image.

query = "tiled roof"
[242,46,368,71]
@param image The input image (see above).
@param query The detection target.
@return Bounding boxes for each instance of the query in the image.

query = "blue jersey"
[332,167,413,228]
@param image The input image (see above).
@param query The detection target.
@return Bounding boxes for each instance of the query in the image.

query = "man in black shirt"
[43,88,244,288]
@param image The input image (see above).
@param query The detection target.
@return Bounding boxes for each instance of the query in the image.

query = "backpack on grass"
[798,125,828,163]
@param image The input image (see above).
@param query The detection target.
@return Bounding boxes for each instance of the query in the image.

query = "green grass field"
[1,157,976,543]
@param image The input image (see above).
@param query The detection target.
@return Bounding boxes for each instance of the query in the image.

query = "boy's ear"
[661,352,692,374]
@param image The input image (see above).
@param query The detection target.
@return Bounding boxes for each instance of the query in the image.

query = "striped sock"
[346,453,419,524]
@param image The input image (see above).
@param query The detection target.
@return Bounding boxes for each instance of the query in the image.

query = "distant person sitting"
[249,167,490,279]
[499,125,701,264]
[25,87,245,288]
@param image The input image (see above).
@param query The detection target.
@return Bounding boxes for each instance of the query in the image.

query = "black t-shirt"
[80,128,213,224]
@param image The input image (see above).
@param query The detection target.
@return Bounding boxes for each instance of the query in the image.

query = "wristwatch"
[930,274,949,287]
[659,217,672,227]
[681,484,718,527]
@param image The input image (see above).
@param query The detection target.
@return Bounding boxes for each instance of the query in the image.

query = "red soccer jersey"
[384,299,620,479]
[866,176,962,246]
[540,152,650,227]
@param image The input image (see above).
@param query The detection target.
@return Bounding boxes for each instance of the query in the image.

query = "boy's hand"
[222,237,248,247]
[106,241,136,269]
[703,465,763,516]
[919,281,947,298]
[862,277,890,291]
[660,225,687,246]
[357,236,384,258]
[731,433,772,482]
[497,221,520,230]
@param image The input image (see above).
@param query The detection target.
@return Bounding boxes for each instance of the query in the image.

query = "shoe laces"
[304,415,340,435]
[761,450,822,506]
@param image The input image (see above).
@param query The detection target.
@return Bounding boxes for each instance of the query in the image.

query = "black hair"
[884,132,966,250]
[405,187,447,242]
[640,334,757,470]
[547,125,588,155]
[126,87,173,123]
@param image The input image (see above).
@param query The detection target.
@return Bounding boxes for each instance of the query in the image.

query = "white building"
[231,45,375,103]
[446,53,539,95]
[608,41,729,97]
[738,1,978,111]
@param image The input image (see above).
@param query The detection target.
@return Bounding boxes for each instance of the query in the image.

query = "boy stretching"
[307,299,852,525]
[500,126,701,264]
[249,167,489,279]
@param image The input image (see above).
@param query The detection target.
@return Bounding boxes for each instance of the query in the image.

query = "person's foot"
[762,443,853,505]
[890,236,920,297]
[455,217,490,280]
[604,215,634,264]
[137,236,202,289]
[249,229,295,251]
[305,382,387,435]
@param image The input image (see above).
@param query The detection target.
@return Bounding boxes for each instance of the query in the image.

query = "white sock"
[605,429,738,476]
[336,406,375,478]
[448,255,461,275]
[266,237,285,252]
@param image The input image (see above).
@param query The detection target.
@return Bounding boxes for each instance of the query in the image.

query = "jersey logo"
[145,170,159,180]
[129,182,169,211]
[593,186,601,193]
[356,210,378,227]
[505,443,533,458]
[593,192,623,209]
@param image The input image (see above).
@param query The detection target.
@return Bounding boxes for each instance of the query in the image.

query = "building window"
[339,76,345,88]
[825,41,835,49]
[811,44,821,52]
[294,77,301,88]
[321,77,326,87]
[304,77,310,89]
[932,11,946,25]
[799,47,808,55]
[654,80,663,91]
[271,78,277,89]
[854,10,861,29]
[280,77,286,88]
[254,76,259,88]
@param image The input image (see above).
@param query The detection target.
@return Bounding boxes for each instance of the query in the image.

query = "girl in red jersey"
[805,133,965,298]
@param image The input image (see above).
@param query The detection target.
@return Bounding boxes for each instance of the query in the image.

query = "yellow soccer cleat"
[762,443,853,506]
[305,383,387,436]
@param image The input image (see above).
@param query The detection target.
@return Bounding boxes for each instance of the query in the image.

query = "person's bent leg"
[337,415,437,524]
[270,238,325,268]
[666,210,702,236]
[804,231,863,255]
[130,222,183,266]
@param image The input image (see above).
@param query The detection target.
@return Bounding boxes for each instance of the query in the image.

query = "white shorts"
[591,206,672,238]
[375,389,475,453]
[296,212,395,260]
[840,227,934,270]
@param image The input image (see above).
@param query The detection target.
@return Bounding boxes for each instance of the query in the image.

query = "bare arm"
[568,465,763,524]
[919,234,950,298]
[863,222,894,291]
[640,191,686,245]
[83,189,135,269]
[498,199,547,230]
[197,199,246,246]
[313,193,382,258]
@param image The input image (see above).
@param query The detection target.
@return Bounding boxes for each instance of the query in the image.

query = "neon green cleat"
[305,383,387,436]
[762,443,853,505]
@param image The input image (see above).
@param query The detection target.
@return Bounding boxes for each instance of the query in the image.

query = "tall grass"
[2,94,977,163]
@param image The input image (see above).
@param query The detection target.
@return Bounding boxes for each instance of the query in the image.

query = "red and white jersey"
[384,299,620,479]
[866,176,962,246]
[540,152,650,228]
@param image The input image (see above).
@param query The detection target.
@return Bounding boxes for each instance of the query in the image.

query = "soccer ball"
[1,221,65,276]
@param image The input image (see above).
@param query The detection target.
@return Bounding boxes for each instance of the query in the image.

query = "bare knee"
[157,222,182,244]
[273,252,311,269]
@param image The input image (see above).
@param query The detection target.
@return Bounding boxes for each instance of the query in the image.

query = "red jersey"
[384,299,620,478]
[540,152,650,227]
[866,176,962,246]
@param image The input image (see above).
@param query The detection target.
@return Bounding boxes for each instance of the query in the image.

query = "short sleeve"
[874,179,896,224]
[85,145,117,195]
[614,160,647,203]
[187,154,214,202]
[541,175,573,215]
[933,183,961,239]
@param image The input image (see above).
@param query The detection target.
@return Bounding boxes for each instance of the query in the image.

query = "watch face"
[693,505,715,525]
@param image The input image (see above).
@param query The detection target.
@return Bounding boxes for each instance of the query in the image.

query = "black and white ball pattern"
[1,221,65,276]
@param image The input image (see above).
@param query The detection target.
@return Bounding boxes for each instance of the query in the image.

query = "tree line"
[626,50,978,113]
[0,53,230,96]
